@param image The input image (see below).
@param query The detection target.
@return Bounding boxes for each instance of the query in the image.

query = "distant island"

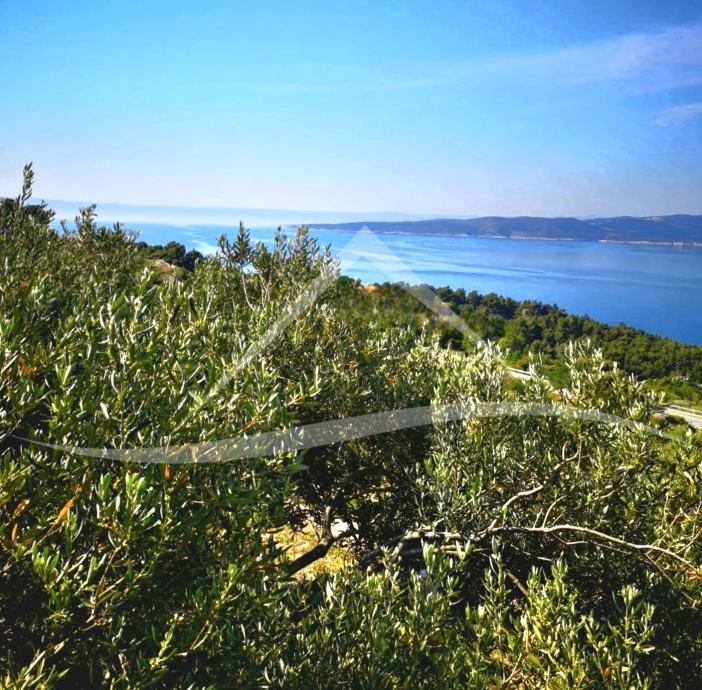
[308,215,702,246]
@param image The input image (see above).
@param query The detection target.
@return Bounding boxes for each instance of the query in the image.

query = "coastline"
[305,226,702,248]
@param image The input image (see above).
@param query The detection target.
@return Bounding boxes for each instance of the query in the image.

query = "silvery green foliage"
[263,548,656,689]
[1,168,701,688]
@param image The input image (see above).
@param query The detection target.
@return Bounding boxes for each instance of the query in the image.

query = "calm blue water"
[132,222,702,345]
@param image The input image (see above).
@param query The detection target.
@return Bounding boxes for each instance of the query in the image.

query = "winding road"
[506,367,702,430]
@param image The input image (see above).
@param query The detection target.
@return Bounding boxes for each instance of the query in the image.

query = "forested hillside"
[446,289,702,403]
[2,168,702,688]
[342,283,702,407]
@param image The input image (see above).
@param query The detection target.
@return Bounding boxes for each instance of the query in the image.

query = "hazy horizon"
[24,197,702,230]
[36,197,442,228]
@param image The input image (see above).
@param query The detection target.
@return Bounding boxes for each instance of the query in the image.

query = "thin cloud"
[655,102,702,126]
[252,22,702,95]
[488,23,702,92]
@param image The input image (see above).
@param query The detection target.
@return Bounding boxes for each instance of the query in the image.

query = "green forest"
[2,167,702,688]
[340,282,702,408]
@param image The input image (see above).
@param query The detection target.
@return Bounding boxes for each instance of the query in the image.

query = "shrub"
[1,167,701,687]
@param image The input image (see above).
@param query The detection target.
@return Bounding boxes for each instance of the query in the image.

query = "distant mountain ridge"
[308,215,702,245]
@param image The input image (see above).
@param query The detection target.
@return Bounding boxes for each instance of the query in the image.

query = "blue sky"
[1,1,702,217]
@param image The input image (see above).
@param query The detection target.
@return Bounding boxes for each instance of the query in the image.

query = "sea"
[107,221,702,346]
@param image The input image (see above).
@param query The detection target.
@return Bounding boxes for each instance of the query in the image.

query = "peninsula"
[308,215,702,246]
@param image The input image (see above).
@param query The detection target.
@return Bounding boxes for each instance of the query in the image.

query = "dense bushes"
[348,283,702,403]
[1,168,702,687]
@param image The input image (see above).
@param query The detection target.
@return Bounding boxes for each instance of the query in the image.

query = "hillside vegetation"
[349,284,702,407]
[2,167,702,688]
